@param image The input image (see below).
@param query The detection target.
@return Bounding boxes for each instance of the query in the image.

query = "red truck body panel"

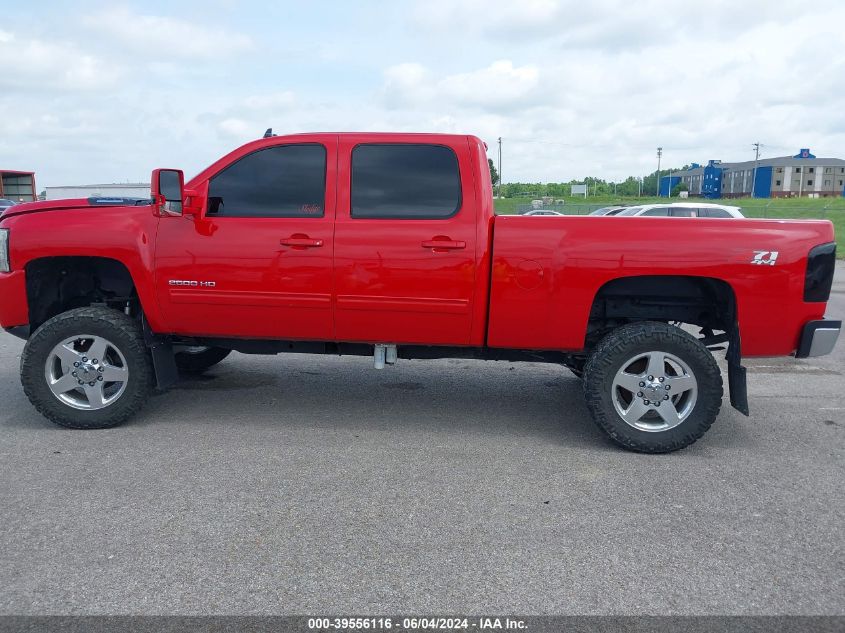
[332,134,485,346]
[0,202,166,331]
[155,134,339,340]
[487,215,832,356]
[0,133,835,361]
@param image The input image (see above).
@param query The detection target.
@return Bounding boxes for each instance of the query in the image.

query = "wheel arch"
[585,274,747,416]
[585,274,738,346]
[24,256,148,331]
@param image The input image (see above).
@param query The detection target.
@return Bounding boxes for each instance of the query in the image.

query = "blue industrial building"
[660,148,845,198]
[658,175,681,197]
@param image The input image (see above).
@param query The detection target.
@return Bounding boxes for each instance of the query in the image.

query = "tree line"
[488,159,690,197]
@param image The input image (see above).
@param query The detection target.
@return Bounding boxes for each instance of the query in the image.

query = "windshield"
[0,199,15,207]
[616,206,645,216]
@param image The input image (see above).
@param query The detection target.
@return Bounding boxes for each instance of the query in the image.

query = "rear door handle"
[280,237,323,248]
[421,239,466,250]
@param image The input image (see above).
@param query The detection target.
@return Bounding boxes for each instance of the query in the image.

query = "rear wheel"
[174,346,231,373]
[582,321,723,453]
[21,307,154,429]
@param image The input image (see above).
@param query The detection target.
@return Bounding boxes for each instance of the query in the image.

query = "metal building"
[45,183,151,201]
[0,170,37,203]
[662,149,845,199]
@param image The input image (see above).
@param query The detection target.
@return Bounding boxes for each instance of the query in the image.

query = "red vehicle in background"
[0,132,839,452]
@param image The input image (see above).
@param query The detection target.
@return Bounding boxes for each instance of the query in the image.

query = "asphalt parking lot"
[1,265,843,616]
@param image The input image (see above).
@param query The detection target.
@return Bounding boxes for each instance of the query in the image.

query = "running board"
[373,344,398,369]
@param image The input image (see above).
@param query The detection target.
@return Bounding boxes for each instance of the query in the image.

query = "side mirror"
[151,168,184,217]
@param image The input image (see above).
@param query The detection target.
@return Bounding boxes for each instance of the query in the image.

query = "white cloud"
[395,1,845,180]
[217,117,251,138]
[2,1,845,189]
[440,61,540,109]
[243,92,298,111]
[0,31,121,90]
[414,0,563,40]
[382,62,429,104]
[382,60,540,112]
[81,6,253,59]
[412,0,776,47]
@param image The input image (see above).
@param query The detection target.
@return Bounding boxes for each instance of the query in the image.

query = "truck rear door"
[332,136,478,345]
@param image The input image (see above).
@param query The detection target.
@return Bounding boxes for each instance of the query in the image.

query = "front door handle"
[421,239,466,251]
[280,236,323,248]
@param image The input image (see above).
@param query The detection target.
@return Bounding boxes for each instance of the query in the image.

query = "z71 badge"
[751,251,778,266]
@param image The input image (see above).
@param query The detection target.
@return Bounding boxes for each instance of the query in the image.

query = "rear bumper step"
[796,319,841,358]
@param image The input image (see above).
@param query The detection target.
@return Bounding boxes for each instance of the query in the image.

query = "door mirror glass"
[151,168,184,216]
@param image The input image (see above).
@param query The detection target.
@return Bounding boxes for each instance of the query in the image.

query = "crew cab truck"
[0,133,840,453]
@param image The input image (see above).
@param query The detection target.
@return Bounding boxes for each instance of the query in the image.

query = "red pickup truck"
[0,133,839,452]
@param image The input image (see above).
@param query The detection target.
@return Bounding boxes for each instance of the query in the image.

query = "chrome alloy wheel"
[44,334,130,410]
[611,350,698,432]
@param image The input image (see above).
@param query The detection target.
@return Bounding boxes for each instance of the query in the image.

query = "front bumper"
[0,270,29,331]
[796,319,841,358]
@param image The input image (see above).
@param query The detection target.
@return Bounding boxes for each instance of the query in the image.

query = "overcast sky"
[2,0,843,188]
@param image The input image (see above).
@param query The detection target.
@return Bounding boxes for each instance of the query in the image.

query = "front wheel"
[21,307,154,429]
[582,321,723,453]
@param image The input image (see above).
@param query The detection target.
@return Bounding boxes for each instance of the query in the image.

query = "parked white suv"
[616,202,744,218]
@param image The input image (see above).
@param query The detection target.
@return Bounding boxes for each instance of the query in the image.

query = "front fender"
[1,207,165,331]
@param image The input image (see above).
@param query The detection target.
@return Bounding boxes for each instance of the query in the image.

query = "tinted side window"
[207,144,326,217]
[704,208,732,218]
[351,144,461,218]
[669,207,697,217]
[641,208,669,216]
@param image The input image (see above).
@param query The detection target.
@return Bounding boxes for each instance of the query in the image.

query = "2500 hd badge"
[168,280,216,287]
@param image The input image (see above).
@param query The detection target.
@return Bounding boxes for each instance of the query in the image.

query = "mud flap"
[141,315,178,390]
[728,361,749,416]
[150,343,178,390]
[726,324,749,416]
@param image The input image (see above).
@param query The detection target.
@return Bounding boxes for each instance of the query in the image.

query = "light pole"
[656,147,663,196]
[751,142,761,198]
[497,137,502,199]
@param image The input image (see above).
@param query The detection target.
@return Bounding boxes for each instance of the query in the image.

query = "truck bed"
[487,215,834,356]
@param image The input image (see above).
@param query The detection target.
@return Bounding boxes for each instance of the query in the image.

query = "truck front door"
[155,136,336,339]
[332,137,478,345]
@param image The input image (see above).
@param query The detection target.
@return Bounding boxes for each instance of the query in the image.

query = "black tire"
[583,321,723,453]
[21,307,154,429]
[174,346,231,373]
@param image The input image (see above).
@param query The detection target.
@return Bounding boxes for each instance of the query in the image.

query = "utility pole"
[656,147,663,196]
[751,142,761,198]
[638,177,642,197]
[497,137,502,199]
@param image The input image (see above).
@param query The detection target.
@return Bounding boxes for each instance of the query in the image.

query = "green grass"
[494,196,845,256]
